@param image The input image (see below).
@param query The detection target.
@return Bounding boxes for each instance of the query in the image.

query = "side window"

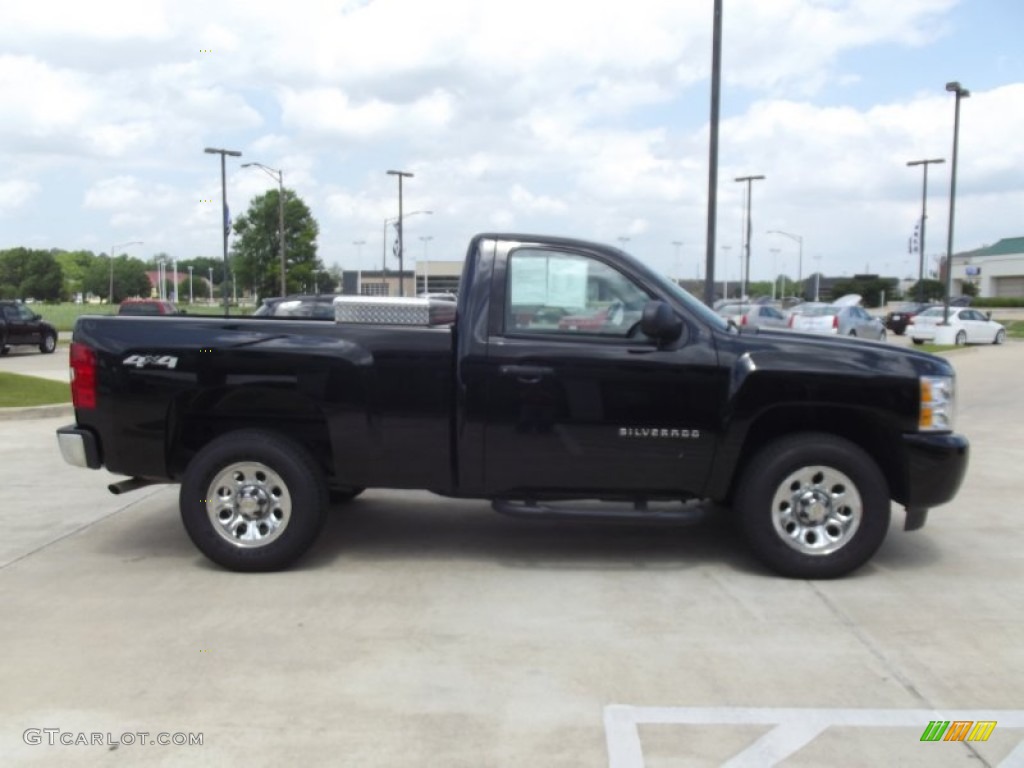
[505,248,650,338]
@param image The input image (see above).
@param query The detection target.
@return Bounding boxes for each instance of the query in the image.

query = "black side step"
[492,498,709,525]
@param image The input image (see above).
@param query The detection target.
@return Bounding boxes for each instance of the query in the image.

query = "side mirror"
[986,311,992,320]
[640,300,682,344]
[179,309,188,315]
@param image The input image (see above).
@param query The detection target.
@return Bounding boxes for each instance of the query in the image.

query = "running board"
[492,498,709,524]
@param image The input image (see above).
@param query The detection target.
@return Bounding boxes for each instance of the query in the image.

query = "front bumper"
[901,432,969,509]
[56,425,102,469]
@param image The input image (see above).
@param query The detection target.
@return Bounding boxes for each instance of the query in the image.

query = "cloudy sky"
[1,0,1021,285]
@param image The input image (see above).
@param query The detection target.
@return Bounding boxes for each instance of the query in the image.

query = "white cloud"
[0,0,1018,284]
[0,180,40,211]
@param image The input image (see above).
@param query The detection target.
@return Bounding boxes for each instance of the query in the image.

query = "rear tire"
[734,433,891,579]
[180,429,328,572]
[911,338,924,345]
[955,330,967,346]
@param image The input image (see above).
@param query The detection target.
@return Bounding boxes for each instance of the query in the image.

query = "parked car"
[0,300,58,354]
[717,303,789,330]
[787,295,887,340]
[884,302,931,335]
[118,299,184,316]
[252,294,341,320]
[908,307,1006,346]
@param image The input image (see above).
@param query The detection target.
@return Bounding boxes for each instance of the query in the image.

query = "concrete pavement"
[1,342,1023,766]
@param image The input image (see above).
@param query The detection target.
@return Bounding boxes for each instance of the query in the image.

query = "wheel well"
[726,407,905,504]
[167,386,334,483]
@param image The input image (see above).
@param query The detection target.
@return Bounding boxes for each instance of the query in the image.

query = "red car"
[118,299,184,316]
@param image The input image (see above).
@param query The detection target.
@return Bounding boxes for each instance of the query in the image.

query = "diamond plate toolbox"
[333,296,455,325]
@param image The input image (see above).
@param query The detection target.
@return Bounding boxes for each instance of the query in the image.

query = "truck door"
[2,304,31,344]
[479,244,720,498]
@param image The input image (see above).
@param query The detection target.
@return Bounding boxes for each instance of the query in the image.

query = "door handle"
[500,364,554,383]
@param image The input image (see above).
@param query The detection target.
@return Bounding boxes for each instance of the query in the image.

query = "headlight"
[919,375,955,431]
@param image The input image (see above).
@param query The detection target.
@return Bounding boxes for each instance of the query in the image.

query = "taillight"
[832,315,839,329]
[787,315,794,328]
[70,343,97,410]
[741,314,748,326]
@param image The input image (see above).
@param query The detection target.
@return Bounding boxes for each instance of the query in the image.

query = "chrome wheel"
[770,465,862,556]
[206,461,292,548]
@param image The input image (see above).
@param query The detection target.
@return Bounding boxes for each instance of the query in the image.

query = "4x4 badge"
[123,354,178,370]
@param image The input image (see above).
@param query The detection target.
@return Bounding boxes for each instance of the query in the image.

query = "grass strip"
[0,372,71,407]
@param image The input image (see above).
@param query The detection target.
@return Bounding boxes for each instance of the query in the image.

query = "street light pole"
[205,147,242,316]
[906,157,945,303]
[735,175,765,299]
[767,230,803,297]
[770,248,781,299]
[720,245,731,299]
[382,210,432,294]
[419,235,433,294]
[386,170,414,296]
[109,240,143,304]
[188,266,194,304]
[242,162,286,295]
[671,240,683,282]
[943,81,969,325]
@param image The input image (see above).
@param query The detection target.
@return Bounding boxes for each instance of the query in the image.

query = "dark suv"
[0,300,58,354]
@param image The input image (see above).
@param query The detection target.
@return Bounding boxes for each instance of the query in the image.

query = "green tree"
[230,188,323,298]
[0,248,64,301]
[53,249,99,299]
[906,278,946,302]
[830,276,899,308]
[82,255,152,303]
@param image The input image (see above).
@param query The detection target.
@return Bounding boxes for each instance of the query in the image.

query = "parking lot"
[2,340,1023,766]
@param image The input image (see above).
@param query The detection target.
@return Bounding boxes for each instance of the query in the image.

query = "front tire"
[40,332,57,354]
[994,329,1006,345]
[734,433,891,579]
[180,429,328,572]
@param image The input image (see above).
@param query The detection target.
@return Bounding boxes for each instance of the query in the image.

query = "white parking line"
[604,706,1024,767]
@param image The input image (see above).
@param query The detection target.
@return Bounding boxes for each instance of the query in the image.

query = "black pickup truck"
[56,233,968,578]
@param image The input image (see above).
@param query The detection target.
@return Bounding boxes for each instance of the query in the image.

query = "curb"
[0,403,74,422]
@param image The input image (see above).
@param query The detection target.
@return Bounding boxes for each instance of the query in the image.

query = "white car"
[786,295,887,340]
[908,307,1006,346]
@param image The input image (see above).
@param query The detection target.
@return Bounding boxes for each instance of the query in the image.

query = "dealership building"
[950,236,1024,298]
